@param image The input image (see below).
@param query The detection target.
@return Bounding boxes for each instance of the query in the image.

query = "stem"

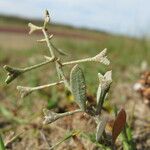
[30,81,64,91]
[23,58,54,73]
[58,109,83,118]
[62,57,92,66]
[42,28,55,57]
[44,109,83,125]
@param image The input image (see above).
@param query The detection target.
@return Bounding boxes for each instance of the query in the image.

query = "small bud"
[98,71,112,93]
[17,86,32,98]
[44,9,50,28]
[28,23,42,34]
[3,65,23,84]
[92,48,110,65]
[96,71,112,114]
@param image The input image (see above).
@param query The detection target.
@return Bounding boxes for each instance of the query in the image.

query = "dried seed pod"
[28,23,42,34]
[43,109,58,124]
[70,65,87,111]
[17,86,32,98]
[3,65,23,84]
[44,9,50,27]
[92,48,110,65]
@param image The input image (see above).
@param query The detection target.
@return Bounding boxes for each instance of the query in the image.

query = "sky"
[0,0,150,37]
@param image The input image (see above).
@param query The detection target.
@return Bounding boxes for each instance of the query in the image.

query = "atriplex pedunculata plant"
[3,10,126,149]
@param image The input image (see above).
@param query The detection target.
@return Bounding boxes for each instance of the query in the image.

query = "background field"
[0,16,150,149]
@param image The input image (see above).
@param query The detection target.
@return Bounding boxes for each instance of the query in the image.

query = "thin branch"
[17,80,64,98]
[3,57,55,84]
[43,109,83,125]
[42,28,55,57]
[62,58,92,66]
[62,49,110,66]
[29,80,64,91]
[23,57,55,73]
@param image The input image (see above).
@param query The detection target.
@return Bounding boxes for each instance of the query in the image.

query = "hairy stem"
[43,109,83,124]
[58,109,83,118]
[30,80,64,91]
[23,58,54,73]
[17,81,64,98]
[42,28,55,57]
[62,57,92,66]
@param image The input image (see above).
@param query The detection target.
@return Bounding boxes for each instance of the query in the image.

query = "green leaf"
[70,65,86,111]
[0,134,5,150]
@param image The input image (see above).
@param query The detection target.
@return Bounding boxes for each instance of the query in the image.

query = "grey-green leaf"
[96,116,108,142]
[70,65,86,111]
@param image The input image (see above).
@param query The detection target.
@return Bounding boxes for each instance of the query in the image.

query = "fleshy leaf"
[96,116,108,142]
[70,65,86,111]
[112,108,126,143]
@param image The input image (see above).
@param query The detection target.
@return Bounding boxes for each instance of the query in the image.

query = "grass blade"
[0,134,5,150]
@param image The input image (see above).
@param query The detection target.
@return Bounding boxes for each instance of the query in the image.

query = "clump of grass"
[3,10,128,149]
